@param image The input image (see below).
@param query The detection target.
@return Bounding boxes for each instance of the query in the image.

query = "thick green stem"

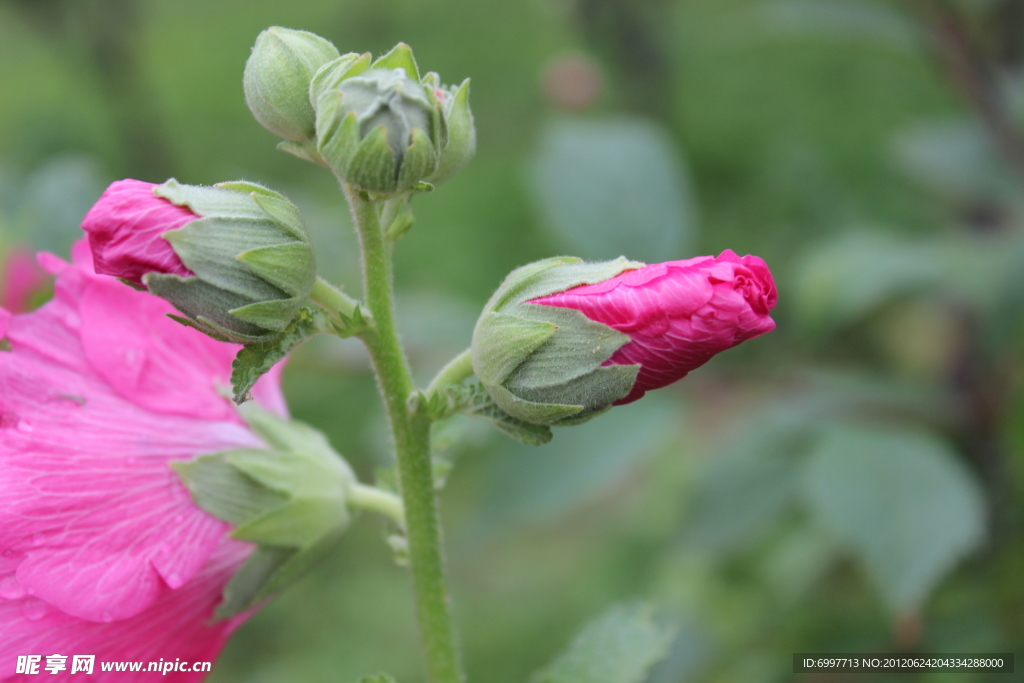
[427,348,475,395]
[344,185,464,683]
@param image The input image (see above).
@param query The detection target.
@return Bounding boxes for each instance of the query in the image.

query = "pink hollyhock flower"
[0,249,49,314]
[0,240,285,681]
[531,250,777,404]
[81,179,195,286]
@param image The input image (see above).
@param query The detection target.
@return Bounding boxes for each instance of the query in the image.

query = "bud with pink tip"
[471,251,777,425]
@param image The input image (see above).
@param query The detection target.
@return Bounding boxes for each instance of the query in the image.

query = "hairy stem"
[348,482,406,526]
[310,276,364,320]
[344,186,464,683]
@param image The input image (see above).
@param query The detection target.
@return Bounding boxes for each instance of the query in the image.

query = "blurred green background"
[1,0,1023,680]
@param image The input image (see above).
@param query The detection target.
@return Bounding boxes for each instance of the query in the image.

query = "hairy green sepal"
[173,404,356,619]
[471,257,643,427]
[147,179,316,344]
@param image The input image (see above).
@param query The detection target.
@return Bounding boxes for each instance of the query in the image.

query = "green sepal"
[316,105,362,177]
[156,179,273,222]
[145,273,274,341]
[171,452,289,526]
[470,256,645,426]
[214,544,295,619]
[231,306,336,403]
[148,180,315,342]
[229,298,302,331]
[488,383,583,425]
[345,125,400,193]
[308,52,369,104]
[487,256,641,314]
[472,312,555,386]
[236,242,316,297]
[165,314,234,343]
[245,190,311,242]
[446,382,554,446]
[428,78,476,185]
[395,127,439,189]
[371,42,420,82]
[507,305,630,388]
[228,449,350,547]
[214,529,343,619]
[175,404,357,620]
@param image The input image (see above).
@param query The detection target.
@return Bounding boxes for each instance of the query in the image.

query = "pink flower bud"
[81,179,196,286]
[530,249,777,404]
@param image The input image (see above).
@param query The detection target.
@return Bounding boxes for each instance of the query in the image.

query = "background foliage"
[1,0,1022,680]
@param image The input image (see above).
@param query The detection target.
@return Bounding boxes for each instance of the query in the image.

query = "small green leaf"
[532,603,677,683]
[231,306,334,403]
[802,422,986,612]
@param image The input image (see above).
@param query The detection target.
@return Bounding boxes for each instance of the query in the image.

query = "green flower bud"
[244,27,340,142]
[471,256,643,426]
[143,179,317,343]
[314,43,453,194]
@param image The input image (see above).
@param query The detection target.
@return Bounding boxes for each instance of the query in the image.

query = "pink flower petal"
[532,250,777,404]
[82,180,196,286]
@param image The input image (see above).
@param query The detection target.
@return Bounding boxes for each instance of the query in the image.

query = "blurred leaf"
[477,396,679,526]
[681,403,815,558]
[802,422,986,612]
[646,616,712,683]
[531,603,677,683]
[893,119,1014,201]
[530,117,694,264]
[356,675,396,683]
[761,0,919,48]
[793,231,945,331]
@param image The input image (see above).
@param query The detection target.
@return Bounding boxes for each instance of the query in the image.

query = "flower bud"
[244,27,340,142]
[312,42,477,194]
[82,178,316,343]
[472,251,777,425]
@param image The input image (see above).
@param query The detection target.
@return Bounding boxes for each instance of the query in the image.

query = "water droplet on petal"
[21,601,46,621]
[3,549,13,558]
[0,577,25,600]
[172,515,184,524]
[25,587,34,595]
[100,611,113,623]
[30,533,44,547]
[166,572,182,589]
[15,419,32,433]
[126,456,137,465]
[158,544,171,555]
